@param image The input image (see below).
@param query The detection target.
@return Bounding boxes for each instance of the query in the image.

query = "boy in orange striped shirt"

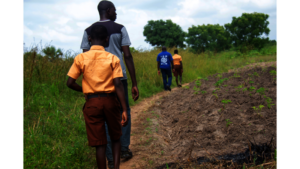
[66,25,127,169]
[172,49,183,87]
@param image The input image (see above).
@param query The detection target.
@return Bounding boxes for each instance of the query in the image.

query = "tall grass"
[24,45,276,168]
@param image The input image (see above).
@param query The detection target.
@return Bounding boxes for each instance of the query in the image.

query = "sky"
[24,0,277,53]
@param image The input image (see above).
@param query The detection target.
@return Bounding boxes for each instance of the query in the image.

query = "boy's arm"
[66,77,83,92]
[180,61,183,72]
[121,46,139,102]
[113,77,128,127]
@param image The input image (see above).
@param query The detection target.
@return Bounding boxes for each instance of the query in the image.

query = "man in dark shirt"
[157,46,174,91]
[80,1,139,168]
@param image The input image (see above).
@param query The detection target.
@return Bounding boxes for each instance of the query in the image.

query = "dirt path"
[119,85,188,169]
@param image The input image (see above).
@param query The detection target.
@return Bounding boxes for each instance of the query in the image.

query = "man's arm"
[66,77,83,92]
[113,77,128,127]
[81,31,90,53]
[121,46,139,101]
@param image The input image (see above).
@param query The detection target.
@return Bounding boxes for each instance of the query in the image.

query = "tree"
[42,46,63,61]
[186,24,231,53]
[224,12,270,52]
[143,19,186,48]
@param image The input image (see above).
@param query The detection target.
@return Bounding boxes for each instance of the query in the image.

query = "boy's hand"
[158,70,160,75]
[121,111,128,127]
[132,86,139,101]
[181,69,183,73]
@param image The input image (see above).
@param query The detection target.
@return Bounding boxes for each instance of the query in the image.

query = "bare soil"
[120,62,277,169]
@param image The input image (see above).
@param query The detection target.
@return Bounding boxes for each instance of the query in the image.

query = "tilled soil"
[133,63,276,168]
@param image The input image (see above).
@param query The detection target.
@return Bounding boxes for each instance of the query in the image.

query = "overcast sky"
[24,0,276,53]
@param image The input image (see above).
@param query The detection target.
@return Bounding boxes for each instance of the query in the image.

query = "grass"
[24,44,276,168]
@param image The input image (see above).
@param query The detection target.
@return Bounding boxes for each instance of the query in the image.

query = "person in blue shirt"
[157,46,174,91]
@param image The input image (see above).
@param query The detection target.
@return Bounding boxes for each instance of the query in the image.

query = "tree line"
[143,12,273,53]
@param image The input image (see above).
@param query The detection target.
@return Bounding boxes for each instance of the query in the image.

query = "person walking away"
[172,49,183,87]
[157,46,174,91]
[66,25,128,169]
[80,1,139,168]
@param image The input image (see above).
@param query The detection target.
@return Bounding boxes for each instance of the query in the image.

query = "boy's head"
[174,49,178,54]
[98,0,116,21]
[88,25,109,46]
[162,46,167,51]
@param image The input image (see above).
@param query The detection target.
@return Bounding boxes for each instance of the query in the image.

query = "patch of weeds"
[148,160,154,166]
[223,84,228,87]
[253,72,259,77]
[217,74,222,78]
[195,80,201,87]
[233,73,240,77]
[197,77,202,80]
[242,88,248,93]
[212,94,218,99]
[193,86,200,91]
[204,77,208,81]
[201,90,207,94]
[264,96,275,109]
[249,86,256,91]
[225,119,232,127]
[248,123,251,125]
[221,99,231,109]
[214,78,229,87]
[161,150,164,155]
[235,84,243,89]
[156,128,158,132]
[256,87,266,95]
[183,85,190,89]
[146,118,151,122]
[193,91,199,95]
[269,70,276,76]
[249,80,254,84]
[212,90,216,93]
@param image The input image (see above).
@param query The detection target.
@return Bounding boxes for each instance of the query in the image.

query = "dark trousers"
[105,80,131,162]
[161,68,172,90]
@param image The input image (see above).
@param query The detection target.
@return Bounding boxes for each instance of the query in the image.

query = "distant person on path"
[66,25,128,169]
[172,49,183,87]
[80,1,139,168]
[157,46,174,91]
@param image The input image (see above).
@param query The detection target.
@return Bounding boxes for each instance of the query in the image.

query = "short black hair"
[90,25,108,41]
[174,49,178,54]
[162,46,166,51]
[98,0,115,16]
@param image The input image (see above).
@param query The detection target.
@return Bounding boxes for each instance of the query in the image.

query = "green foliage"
[249,86,256,91]
[221,99,232,105]
[225,119,233,127]
[201,90,207,94]
[225,12,270,52]
[256,87,266,95]
[42,45,63,61]
[186,24,231,53]
[269,70,276,76]
[129,47,137,53]
[214,78,229,87]
[264,96,275,109]
[143,19,186,47]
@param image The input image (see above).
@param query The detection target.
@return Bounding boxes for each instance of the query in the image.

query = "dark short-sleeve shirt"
[156,51,173,69]
[80,20,131,80]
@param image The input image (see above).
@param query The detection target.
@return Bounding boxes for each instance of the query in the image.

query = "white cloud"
[24,0,277,51]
